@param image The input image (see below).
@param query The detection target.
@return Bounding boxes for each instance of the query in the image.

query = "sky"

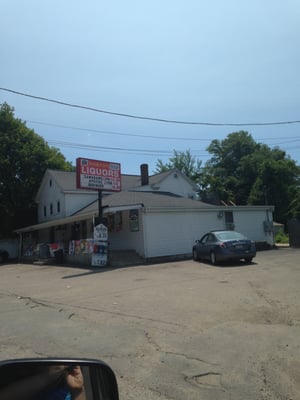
[1,0,300,175]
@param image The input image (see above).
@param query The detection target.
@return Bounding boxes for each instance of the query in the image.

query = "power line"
[48,139,209,157]
[28,120,300,143]
[28,120,211,141]
[1,87,300,127]
[47,136,300,159]
[48,140,172,154]
[48,138,300,160]
[45,139,300,163]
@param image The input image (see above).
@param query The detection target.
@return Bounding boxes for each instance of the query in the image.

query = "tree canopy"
[156,131,300,224]
[0,102,73,237]
[155,149,202,183]
[200,131,300,223]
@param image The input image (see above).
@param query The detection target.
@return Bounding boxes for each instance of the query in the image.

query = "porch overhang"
[15,204,144,234]
[14,212,98,234]
[104,203,144,214]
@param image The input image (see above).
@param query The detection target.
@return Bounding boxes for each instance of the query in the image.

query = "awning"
[15,211,98,233]
[15,204,144,233]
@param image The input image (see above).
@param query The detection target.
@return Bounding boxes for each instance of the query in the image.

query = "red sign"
[76,158,121,192]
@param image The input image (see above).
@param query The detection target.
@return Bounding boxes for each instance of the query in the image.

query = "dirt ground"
[0,247,299,399]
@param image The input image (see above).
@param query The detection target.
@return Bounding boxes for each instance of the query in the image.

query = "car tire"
[0,251,8,263]
[192,248,198,261]
[245,257,253,264]
[210,251,217,265]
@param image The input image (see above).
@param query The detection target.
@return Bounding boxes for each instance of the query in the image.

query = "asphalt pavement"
[0,248,299,399]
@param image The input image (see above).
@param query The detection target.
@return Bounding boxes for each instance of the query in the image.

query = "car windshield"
[215,231,247,241]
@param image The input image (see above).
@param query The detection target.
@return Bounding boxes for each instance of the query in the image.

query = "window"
[57,201,60,213]
[225,211,234,223]
[43,206,47,217]
[81,221,87,238]
[207,234,215,242]
[49,179,52,187]
[201,234,209,244]
[225,211,235,230]
[50,203,53,215]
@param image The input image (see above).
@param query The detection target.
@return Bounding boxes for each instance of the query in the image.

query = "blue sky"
[1,0,300,175]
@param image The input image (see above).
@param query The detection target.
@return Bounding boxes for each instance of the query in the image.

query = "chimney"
[140,164,149,186]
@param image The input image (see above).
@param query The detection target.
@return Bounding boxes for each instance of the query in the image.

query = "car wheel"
[245,257,253,264]
[192,248,198,261]
[210,251,217,265]
[0,251,8,263]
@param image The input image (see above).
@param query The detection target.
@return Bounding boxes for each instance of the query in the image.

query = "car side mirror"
[0,358,119,400]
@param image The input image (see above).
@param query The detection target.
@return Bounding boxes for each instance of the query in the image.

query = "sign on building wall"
[76,158,121,192]
[130,209,139,232]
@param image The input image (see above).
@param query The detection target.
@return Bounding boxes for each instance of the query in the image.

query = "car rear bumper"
[217,250,256,261]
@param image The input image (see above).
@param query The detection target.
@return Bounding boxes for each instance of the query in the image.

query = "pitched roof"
[74,191,213,216]
[46,167,195,192]
[48,170,77,191]
[120,174,141,190]
[122,168,195,189]
[47,170,146,192]
[148,168,194,187]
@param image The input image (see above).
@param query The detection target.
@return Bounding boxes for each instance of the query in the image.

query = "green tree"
[200,131,300,223]
[287,187,300,219]
[245,149,300,222]
[155,149,202,182]
[0,102,73,237]
[200,131,259,204]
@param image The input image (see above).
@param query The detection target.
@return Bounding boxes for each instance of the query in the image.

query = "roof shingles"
[74,191,213,216]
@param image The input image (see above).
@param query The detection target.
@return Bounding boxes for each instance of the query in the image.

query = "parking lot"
[0,247,299,399]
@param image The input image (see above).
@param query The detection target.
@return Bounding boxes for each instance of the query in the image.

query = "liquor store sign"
[76,158,121,192]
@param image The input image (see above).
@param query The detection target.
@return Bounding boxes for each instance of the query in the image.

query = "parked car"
[0,249,9,263]
[192,230,256,265]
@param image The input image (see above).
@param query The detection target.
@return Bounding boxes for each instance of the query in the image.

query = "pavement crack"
[185,372,224,389]
[17,295,54,309]
[145,331,160,351]
[148,386,177,400]
[248,282,294,326]
[166,351,218,366]
[48,301,184,328]
[6,291,184,327]
[144,331,218,366]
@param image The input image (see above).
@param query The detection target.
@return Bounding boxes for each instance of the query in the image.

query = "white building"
[16,165,275,265]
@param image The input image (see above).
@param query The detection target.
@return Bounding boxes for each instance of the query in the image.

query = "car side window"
[206,234,215,243]
[200,234,209,244]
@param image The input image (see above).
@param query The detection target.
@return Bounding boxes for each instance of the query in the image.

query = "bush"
[275,229,289,244]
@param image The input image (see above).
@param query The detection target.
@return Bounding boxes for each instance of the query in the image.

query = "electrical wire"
[48,140,173,154]
[28,120,211,141]
[1,87,300,126]
[48,138,300,158]
[47,139,209,157]
[28,120,300,143]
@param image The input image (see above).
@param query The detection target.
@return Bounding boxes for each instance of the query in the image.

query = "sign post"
[98,190,103,225]
[76,158,121,267]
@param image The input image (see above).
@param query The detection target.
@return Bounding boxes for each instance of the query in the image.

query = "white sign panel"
[92,224,108,267]
[94,224,108,241]
[91,241,108,267]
